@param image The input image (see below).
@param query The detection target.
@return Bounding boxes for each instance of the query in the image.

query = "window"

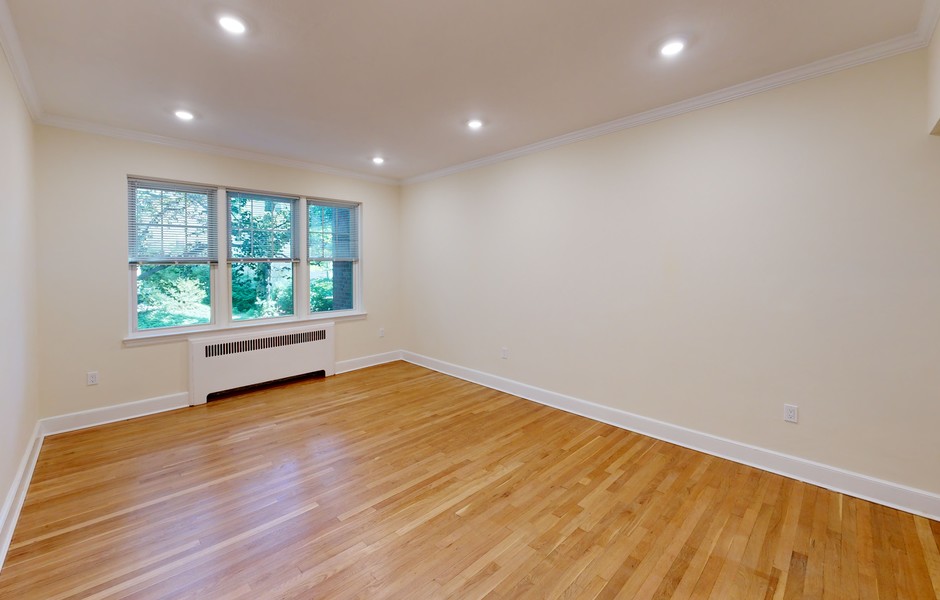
[228,191,298,321]
[308,200,359,312]
[128,178,361,337]
[128,179,217,331]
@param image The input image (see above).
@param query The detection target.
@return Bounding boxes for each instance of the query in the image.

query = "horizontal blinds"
[308,200,359,261]
[228,191,299,260]
[128,178,218,264]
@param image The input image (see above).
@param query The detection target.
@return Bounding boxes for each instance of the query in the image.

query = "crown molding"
[4,0,938,187]
[918,0,940,42]
[404,19,938,185]
[37,115,399,186]
[0,0,41,118]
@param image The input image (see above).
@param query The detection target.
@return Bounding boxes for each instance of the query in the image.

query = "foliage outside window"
[128,179,217,330]
[228,191,297,321]
[128,178,361,335]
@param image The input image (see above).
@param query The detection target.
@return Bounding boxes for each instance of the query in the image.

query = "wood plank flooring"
[1,361,938,599]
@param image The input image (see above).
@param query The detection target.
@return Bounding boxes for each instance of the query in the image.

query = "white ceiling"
[2,0,938,182]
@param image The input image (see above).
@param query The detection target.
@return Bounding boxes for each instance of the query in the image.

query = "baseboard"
[40,392,190,437]
[5,349,936,576]
[335,351,403,374]
[401,351,940,521]
[0,351,412,571]
[37,351,407,438]
[0,422,43,574]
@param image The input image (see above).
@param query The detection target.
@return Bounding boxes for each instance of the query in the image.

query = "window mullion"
[216,186,231,327]
[296,198,311,318]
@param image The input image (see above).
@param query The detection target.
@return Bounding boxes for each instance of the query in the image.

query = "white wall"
[0,48,37,505]
[400,50,940,495]
[33,127,402,418]
[930,25,940,134]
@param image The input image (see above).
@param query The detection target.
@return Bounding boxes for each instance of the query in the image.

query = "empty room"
[2,1,940,598]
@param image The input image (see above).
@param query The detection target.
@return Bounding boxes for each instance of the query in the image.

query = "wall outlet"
[86,371,99,386]
[500,347,510,360]
[378,327,385,338]
[783,404,798,423]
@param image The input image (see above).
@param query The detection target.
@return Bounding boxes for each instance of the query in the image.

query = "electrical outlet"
[500,347,510,360]
[783,404,798,423]
[378,327,385,338]
[86,371,99,386]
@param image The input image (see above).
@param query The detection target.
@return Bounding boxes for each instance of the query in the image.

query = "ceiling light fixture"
[467,119,483,130]
[174,110,195,121]
[219,16,247,35]
[660,39,685,57]
[372,157,385,165]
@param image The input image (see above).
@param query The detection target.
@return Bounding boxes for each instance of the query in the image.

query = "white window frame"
[306,198,362,317]
[127,178,220,336]
[125,179,365,346]
[226,188,300,323]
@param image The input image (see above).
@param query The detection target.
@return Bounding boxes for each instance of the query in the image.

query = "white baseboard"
[37,350,407,439]
[0,422,43,574]
[4,348,937,576]
[40,392,190,437]
[401,351,940,521]
[0,350,406,569]
[336,351,403,374]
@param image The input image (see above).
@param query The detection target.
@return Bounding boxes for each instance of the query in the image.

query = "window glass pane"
[186,193,209,227]
[136,189,161,224]
[130,182,214,261]
[310,261,354,312]
[229,193,295,259]
[230,229,251,258]
[136,264,211,330]
[308,205,331,259]
[231,262,294,320]
[309,261,333,311]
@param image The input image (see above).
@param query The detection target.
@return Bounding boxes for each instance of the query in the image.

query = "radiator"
[188,323,335,405]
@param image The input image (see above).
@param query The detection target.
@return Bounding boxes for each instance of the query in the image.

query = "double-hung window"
[228,191,298,321]
[128,178,217,331]
[128,178,361,336]
[308,200,359,312]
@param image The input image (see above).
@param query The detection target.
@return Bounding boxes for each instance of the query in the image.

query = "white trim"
[123,311,367,347]
[5,348,940,573]
[919,0,940,44]
[335,350,403,374]
[39,393,190,436]
[0,349,399,568]
[401,351,940,521]
[0,0,41,118]
[403,30,935,185]
[1,0,938,184]
[36,115,398,186]
[0,422,42,574]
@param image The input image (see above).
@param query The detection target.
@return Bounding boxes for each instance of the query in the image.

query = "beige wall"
[34,127,402,418]
[400,50,940,494]
[930,26,940,134]
[0,49,37,503]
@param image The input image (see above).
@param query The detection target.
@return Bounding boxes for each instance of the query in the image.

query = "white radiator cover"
[188,323,335,405]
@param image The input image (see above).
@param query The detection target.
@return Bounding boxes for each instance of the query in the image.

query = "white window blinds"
[308,201,359,261]
[128,178,218,263]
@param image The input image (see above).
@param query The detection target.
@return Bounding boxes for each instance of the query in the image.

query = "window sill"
[123,310,367,347]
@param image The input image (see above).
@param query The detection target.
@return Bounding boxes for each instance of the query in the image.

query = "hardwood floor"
[1,361,938,599]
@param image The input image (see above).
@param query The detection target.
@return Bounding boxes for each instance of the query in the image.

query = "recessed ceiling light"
[660,40,685,57]
[467,119,483,130]
[219,16,247,35]
[372,157,385,165]
[174,110,194,121]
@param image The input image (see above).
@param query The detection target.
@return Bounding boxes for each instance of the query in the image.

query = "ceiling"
[2,0,937,183]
